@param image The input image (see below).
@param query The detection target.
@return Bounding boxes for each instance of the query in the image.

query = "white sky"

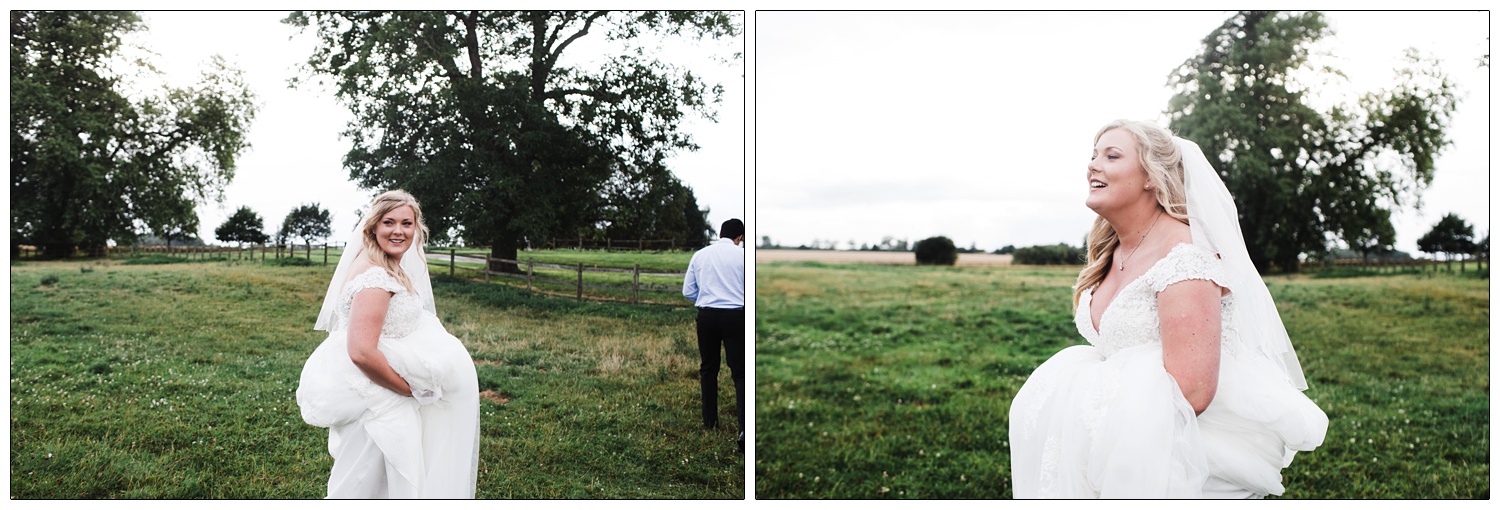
[756,11,1489,255]
[127,10,744,245]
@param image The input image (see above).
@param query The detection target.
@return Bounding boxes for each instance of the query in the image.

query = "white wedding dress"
[1009,243,1327,498]
[297,266,480,498]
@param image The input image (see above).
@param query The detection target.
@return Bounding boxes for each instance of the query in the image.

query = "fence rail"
[433,249,690,307]
[1326,257,1486,273]
[546,237,691,252]
[14,243,691,307]
[15,243,346,265]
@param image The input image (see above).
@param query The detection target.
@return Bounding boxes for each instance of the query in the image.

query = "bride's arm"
[347,287,414,397]
[1158,279,1223,415]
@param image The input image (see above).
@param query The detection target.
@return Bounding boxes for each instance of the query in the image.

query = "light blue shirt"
[683,237,745,309]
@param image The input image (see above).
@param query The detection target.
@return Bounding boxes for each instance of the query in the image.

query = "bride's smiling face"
[1085,128,1152,215]
[375,205,417,258]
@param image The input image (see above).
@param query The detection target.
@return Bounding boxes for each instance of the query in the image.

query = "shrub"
[122,254,189,265]
[266,257,315,267]
[1012,243,1085,265]
[914,236,958,266]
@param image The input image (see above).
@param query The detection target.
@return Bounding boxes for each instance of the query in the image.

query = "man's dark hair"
[719,218,745,240]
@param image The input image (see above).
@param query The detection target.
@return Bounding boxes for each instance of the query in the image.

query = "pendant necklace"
[1118,210,1162,272]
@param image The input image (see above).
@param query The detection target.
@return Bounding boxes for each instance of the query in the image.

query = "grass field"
[754,261,1488,499]
[9,255,743,499]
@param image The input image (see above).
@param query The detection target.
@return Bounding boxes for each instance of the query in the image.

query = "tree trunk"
[488,235,521,274]
[1275,253,1301,274]
[41,242,73,260]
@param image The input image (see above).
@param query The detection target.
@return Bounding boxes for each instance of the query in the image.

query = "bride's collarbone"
[1090,247,1168,322]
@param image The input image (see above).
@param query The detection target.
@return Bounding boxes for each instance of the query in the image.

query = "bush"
[914,236,958,266]
[1012,243,1085,265]
[266,257,315,267]
[122,254,190,265]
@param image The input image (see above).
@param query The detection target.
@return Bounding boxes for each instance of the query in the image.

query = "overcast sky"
[127,11,744,245]
[756,11,1489,255]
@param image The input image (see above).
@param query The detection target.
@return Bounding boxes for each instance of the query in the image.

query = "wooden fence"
[14,243,347,265]
[433,249,690,307]
[548,237,688,252]
[1328,257,1486,273]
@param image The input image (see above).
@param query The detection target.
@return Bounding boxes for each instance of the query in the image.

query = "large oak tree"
[1166,11,1458,273]
[286,11,738,270]
[11,11,257,258]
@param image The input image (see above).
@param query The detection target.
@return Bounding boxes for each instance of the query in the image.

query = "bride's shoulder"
[344,261,394,287]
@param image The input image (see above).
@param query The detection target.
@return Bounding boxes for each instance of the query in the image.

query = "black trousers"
[696,307,745,433]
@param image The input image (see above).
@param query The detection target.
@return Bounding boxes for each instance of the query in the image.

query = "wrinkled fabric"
[299,267,480,498]
[1010,244,1326,499]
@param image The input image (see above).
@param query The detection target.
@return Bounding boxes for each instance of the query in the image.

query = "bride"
[1008,120,1328,498]
[296,190,480,498]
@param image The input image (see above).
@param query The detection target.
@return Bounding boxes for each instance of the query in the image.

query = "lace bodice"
[330,266,424,338]
[1075,243,1241,358]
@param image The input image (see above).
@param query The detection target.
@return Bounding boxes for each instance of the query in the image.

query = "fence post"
[633,263,640,304]
[576,262,584,301]
[578,236,583,251]
[450,248,456,277]
[527,257,534,294]
[324,244,329,265]
[485,257,492,283]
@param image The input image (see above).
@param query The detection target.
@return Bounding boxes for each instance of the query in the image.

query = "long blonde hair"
[1073,120,1189,307]
[359,190,430,293]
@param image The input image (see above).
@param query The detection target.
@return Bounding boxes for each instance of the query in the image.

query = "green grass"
[429,249,695,306]
[754,262,1488,499]
[10,257,743,499]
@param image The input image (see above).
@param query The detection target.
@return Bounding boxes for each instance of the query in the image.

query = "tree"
[1013,243,1086,265]
[1343,206,1397,264]
[215,206,270,247]
[1416,213,1474,270]
[914,236,957,266]
[1475,233,1489,271]
[286,11,740,271]
[148,195,199,248]
[596,172,713,248]
[280,203,332,254]
[11,11,257,258]
[1166,11,1458,273]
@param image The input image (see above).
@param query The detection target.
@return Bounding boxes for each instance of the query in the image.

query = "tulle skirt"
[297,313,480,498]
[1008,343,1326,498]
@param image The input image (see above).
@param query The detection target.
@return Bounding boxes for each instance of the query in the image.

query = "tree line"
[12,11,740,262]
[766,12,1478,274]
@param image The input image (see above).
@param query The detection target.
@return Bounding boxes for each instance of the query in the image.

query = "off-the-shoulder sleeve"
[1149,244,1231,293]
[344,266,405,295]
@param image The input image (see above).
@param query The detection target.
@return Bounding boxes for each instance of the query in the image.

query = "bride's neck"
[1110,206,1165,252]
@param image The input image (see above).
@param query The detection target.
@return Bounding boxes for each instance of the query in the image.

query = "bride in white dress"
[296,190,480,498]
[1009,120,1328,498]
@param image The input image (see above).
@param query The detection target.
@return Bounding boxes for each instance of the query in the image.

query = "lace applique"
[1075,244,1241,359]
[331,266,423,338]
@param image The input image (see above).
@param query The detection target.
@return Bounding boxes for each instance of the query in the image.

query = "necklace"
[1118,210,1162,271]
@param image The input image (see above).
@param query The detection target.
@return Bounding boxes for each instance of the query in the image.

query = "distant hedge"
[914,236,958,266]
[1012,243,1085,265]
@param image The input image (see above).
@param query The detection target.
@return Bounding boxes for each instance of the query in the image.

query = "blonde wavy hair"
[359,189,430,294]
[1074,120,1190,307]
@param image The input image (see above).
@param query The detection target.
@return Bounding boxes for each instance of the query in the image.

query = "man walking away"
[683,218,746,451]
